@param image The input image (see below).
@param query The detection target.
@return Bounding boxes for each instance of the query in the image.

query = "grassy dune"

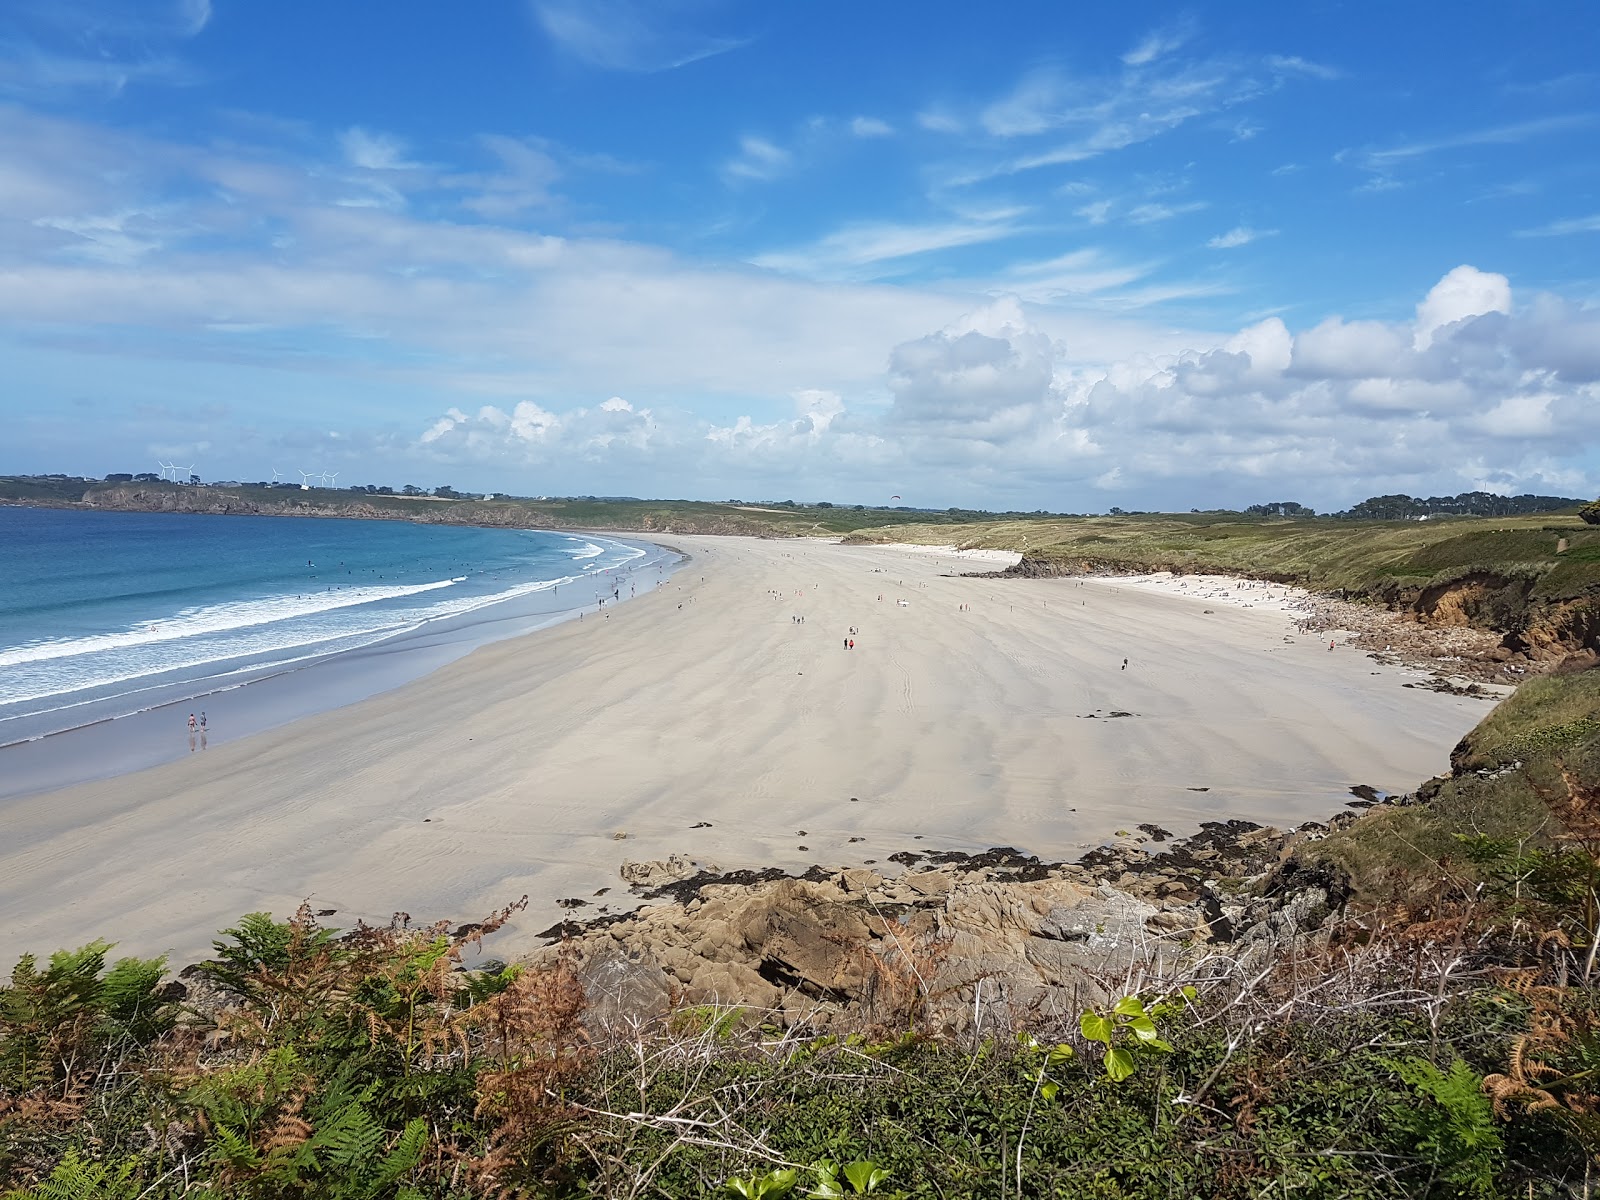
[846,510,1600,596]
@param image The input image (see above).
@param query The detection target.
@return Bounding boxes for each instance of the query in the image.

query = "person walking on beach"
[1122,658,1128,671]
[187,713,197,752]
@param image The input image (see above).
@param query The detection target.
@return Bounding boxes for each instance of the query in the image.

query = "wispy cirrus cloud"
[1516,213,1600,237]
[722,135,791,183]
[947,47,1331,186]
[1349,114,1598,171]
[1208,225,1277,249]
[750,216,1029,278]
[849,116,894,138]
[0,0,208,96]
[1121,21,1193,67]
[1127,200,1206,225]
[339,128,421,172]
[1264,54,1341,81]
[531,0,747,72]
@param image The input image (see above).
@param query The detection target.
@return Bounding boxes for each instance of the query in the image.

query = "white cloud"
[723,135,791,182]
[449,134,562,217]
[1208,225,1277,249]
[849,116,894,138]
[1413,264,1511,350]
[1349,114,1598,182]
[531,0,745,71]
[339,127,419,172]
[1075,200,1112,225]
[751,217,1025,277]
[1517,213,1600,237]
[916,109,964,134]
[955,48,1327,184]
[0,0,209,95]
[1264,55,1341,81]
[1122,24,1192,67]
[472,265,1596,508]
[1127,201,1206,224]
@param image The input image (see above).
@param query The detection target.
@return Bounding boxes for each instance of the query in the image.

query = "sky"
[1,1,1597,512]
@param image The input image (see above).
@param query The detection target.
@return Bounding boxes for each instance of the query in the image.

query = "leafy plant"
[0,942,171,1093]
[725,1167,799,1197]
[1079,987,1194,1082]
[7,1150,142,1199]
[810,1159,895,1196]
[1386,1057,1503,1197]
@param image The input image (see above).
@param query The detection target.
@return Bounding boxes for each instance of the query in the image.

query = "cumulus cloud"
[413,267,1599,508]
[1412,264,1512,349]
[419,396,660,460]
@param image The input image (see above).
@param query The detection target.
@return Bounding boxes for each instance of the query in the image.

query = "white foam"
[0,579,462,670]
[0,572,585,709]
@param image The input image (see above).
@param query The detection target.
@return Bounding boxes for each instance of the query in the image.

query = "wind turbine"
[325,471,339,487]
[180,463,196,484]
[157,460,174,481]
[299,470,314,491]
[270,469,283,485]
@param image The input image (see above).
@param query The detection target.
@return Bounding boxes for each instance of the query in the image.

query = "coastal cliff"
[75,483,788,538]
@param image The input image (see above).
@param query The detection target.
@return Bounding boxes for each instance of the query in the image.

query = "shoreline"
[0,526,683,800]
[0,535,1498,967]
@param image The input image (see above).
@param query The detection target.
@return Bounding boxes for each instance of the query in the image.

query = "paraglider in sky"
[890,494,901,501]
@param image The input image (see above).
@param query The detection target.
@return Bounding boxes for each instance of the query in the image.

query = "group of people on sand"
[186,711,208,751]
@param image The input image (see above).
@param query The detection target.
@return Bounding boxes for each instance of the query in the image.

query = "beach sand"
[0,536,1495,965]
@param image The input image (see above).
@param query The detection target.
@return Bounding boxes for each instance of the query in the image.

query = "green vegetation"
[2,915,1594,1197]
[846,511,1600,650]
[3,660,1598,1198]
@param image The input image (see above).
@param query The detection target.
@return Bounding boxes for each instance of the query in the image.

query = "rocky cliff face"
[1000,554,1598,664]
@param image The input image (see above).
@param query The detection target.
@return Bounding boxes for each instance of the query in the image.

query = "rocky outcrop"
[535,826,1344,1035]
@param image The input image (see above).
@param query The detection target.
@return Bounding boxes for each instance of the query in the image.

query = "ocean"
[0,507,674,783]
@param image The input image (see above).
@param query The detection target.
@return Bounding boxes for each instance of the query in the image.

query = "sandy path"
[0,536,1492,965]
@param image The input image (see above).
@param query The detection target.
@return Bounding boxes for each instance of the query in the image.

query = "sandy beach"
[0,535,1497,966]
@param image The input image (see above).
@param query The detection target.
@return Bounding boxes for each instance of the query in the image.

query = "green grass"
[845,513,1600,609]
[1309,668,1600,900]
[1453,670,1600,771]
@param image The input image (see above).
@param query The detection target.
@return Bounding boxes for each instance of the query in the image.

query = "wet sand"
[0,536,1494,965]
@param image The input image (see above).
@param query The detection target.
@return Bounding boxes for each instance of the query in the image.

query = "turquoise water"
[0,507,663,747]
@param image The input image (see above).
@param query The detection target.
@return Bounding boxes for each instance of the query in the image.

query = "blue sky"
[2,0,1597,510]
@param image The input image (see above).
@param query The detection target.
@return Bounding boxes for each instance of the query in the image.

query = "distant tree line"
[1333,491,1587,520]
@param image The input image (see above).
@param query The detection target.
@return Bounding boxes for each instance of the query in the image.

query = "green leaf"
[842,1160,888,1193]
[1046,1042,1075,1067]
[1104,1047,1136,1082]
[1126,1015,1160,1042]
[1079,1010,1113,1045]
[1179,985,1198,1002]
[1112,994,1146,1018]
[1040,1080,1059,1101]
